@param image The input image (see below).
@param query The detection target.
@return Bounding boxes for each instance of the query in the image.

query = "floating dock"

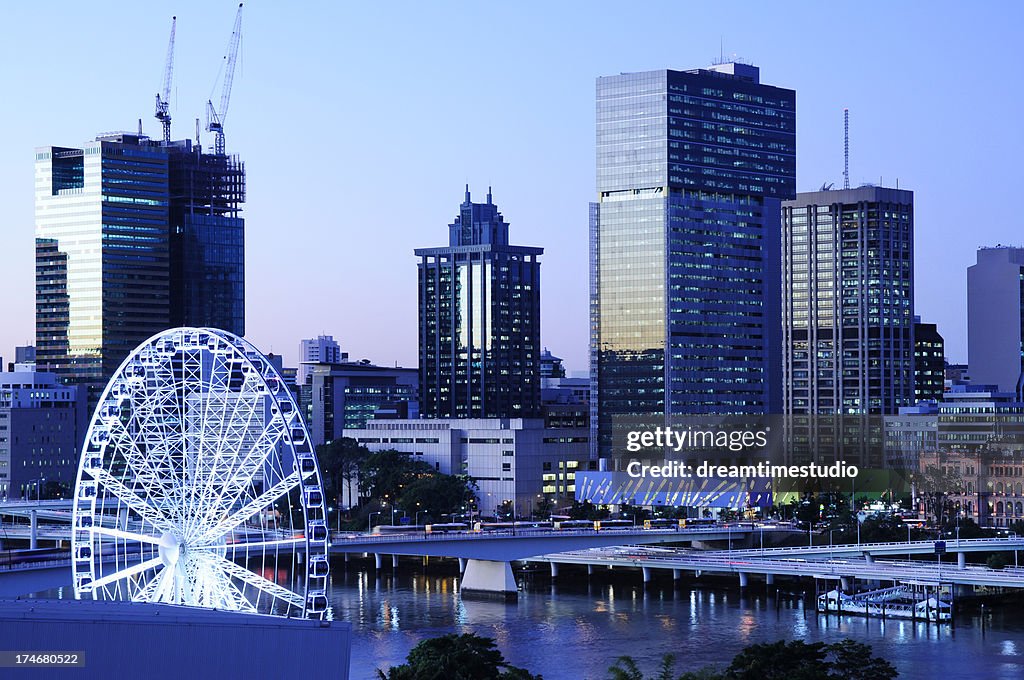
[817,584,952,622]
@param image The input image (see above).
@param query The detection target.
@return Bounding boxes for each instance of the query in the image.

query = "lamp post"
[368,511,381,534]
[415,510,424,527]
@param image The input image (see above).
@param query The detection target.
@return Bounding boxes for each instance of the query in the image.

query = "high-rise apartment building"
[35,133,244,389]
[781,186,915,416]
[416,188,542,419]
[968,247,1024,394]
[590,63,796,458]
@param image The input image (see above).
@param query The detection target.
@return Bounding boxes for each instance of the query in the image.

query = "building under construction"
[34,8,246,390]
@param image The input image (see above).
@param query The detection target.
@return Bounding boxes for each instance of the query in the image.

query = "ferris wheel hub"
[158,531,182,568]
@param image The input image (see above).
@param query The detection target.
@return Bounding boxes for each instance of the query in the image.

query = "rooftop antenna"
[843,108,850,190]
[155,16,176,144]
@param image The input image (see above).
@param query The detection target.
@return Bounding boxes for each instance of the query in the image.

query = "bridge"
[330,525,791,599]
[525,543,1024,591]
[716,536,1024,560]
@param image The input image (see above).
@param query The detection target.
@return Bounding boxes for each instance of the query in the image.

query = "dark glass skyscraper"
[590,64,796,458]
[416,187,542,418]
[35,133,245,388]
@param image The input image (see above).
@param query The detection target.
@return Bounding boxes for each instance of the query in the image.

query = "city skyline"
[2,1,1023,372]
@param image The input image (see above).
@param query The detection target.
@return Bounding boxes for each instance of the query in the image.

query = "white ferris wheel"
[71,328,330,618]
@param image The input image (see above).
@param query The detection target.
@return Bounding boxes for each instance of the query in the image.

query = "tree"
[912,465,963,525]
[568,500,610,520]
[316,438,369,509]
[826,639,899,680]
[607,639,896,680]
[378,633,542,680]
[398,474,478,524]
[359,449,435,503]
[724,640,830,680]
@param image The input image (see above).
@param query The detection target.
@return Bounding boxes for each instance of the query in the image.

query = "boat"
[817,585,951,622]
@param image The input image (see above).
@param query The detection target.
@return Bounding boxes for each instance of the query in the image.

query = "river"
[331,557,1024,680]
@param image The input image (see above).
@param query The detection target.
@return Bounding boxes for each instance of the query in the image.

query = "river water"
[330,557,1024,680]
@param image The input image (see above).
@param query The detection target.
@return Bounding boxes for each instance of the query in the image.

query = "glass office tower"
[590,64,796,458]
[417,187,542,419]
[35,133,245,390]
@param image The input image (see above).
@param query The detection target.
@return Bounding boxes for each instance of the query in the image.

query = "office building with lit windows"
[35,133,244,391]
[590,63,796,459]
[781,186,915,416]
[416,188,542,419]
[914,317,945,403]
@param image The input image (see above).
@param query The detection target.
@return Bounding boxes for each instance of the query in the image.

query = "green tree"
[359,449,435,503]
[826,639,899,680]
[398,474,478,524]
[724,640,830,680]
[377,633,542,680]
[568,500,610,520]
[316,437,369,509]
[608,639,896,680]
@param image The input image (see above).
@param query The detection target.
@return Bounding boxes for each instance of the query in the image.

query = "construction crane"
[206,3,243,155]
[154,16,176,144]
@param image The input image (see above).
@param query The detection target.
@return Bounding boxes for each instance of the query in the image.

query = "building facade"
[781,186,915,416]
[345,418,590,517]
[416,188,542,419]
[298,336,346,385]
[590,63,796,459]
[0,369,87,500]
[968,247,1024,394]
[301,361,418,448]
[35,133,244,390]
[914,318,945,403]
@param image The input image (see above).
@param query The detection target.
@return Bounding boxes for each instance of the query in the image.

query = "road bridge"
[330,526,797,600]
[526,545,1024,590]
[710,536,1024,560]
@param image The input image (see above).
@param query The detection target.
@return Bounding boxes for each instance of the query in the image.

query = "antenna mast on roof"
[843,108,850,190]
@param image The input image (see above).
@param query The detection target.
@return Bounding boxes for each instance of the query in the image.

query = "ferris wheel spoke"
[209,555,306,609]
[133,566,169,602]
[90,468,174,532]
[196,416,287,526]
[193,470,304,545]
[184,415,286,538]
[89,525,164,545]
[208,562,259,613]
[88,556,165,592]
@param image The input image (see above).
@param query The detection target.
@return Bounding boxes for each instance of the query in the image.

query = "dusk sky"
[2,1,1022,372]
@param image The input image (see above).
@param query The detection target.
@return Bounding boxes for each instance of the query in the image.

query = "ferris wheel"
[71,328,330,618]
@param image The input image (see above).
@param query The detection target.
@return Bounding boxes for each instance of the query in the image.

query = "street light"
[368,511,381,534]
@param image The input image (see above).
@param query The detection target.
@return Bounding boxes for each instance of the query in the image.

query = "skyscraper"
[781,186,915,416]
[416,187,542,419]
[968,247,1024,393]
[590,63,796,458]
[35,133,244,388]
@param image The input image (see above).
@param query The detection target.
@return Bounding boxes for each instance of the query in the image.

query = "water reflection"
[329,558,1024,680]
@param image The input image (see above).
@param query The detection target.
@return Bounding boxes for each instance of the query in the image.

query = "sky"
[1,1,1022,371]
